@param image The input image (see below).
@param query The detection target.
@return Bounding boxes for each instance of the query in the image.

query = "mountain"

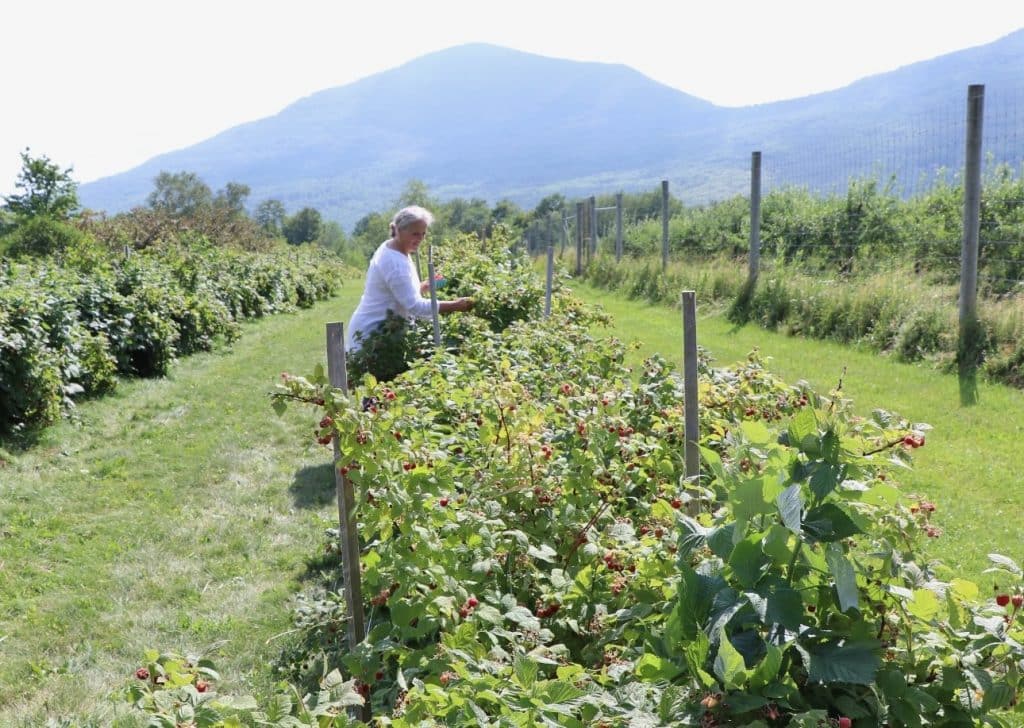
[79,34,1024,229]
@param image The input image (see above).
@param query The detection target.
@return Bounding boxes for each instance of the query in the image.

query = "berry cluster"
[458,595,479,619]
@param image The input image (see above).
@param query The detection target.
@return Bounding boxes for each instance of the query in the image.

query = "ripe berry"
[838,718,852,728]
[317,435,333,445]
[439,497,449,507]
[385,390,396,401]
[394,431,403,441]
[375,670,385,681]
[195,679,209,693]
[1013,594,1024,609]
[319,416,333,428]
[403,462,415,471]
[997,594,1011,607]
[466,596,479,608]
[135,667,150,680]
[670,498,682,510]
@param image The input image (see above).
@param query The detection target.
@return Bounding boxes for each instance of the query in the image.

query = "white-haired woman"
[345,205,473,352]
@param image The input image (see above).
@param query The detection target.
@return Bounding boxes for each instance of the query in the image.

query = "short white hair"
[391,205,434,232]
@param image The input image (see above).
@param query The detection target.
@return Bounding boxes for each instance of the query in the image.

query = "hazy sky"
[2,0,1023,197]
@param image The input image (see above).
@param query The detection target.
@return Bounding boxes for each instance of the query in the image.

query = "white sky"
[2,0,1023,198]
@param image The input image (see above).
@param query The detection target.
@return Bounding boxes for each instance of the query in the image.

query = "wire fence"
[526,84,1024,301]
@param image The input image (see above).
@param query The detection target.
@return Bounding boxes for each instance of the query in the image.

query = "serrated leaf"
[907,588,940,621]
[826,545,859,613]
[803,503,861,543]
[777,484,803,534]
[804,641,880,685]
[513,655,538,689]
[987,553,1023,575]
[713,629,748,690]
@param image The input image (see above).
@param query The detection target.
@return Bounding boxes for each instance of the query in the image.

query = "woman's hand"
[438,297,474,314]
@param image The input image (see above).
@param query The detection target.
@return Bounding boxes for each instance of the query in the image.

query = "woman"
[345,205,473,353]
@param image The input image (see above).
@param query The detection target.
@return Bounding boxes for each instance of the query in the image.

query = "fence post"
[749,151,762,283]
[589,195,598,256]
[680,292,700,515]
[661,180,670,272]
[575,202,584,275]
[427,245,442,348]
[324,323,367,659]
[615,192,623,263]
[959,85,984,345]
[545,244,554,318]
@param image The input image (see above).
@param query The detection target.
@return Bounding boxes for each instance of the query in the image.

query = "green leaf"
[788,408,819,455]
[777,484,803,534]
[907,588,940,621]
[682,631,716,687]
[729,537,770,589]
[808,463,843,501]
[802,503,861,543]
[749,644,784,689]
[731,477,773,534]
[713,629,748,690]
[802,641,880,685]
[982,681,1015,711]
[271,397,287,416]
[514,656,538,689]
[635,653,684,681]
[740,419,773,445]
[765,586,804,631]
[987,553,1023,575]
[826,545,859,613]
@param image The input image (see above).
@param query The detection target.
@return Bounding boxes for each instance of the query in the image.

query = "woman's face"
[394,221,428,254]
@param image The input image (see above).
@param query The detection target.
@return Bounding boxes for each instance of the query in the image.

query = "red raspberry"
[997,594,1011,607]
[135,667,150,680]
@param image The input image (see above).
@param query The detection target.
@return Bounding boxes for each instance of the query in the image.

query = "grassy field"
[2,271,1023,724]
[0,286,362,725]
[570,280,1024,584]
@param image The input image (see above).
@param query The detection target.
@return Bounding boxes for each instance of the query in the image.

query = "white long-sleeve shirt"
[345,241,433,351]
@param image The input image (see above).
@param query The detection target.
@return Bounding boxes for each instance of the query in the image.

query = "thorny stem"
[563,499,612,567]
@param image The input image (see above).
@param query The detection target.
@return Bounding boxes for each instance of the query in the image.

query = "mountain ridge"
[79,32,1024,229]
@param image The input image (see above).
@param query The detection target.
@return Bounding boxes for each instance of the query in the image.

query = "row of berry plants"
[124,230,1024,726]
[0,237,347,435]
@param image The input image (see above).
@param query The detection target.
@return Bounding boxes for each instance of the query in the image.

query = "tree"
[283,207,322,245]
[147,171,213,217]
[533,193,566,219]
[213,182,251,217]
[254,199,287,235]
[396,179,435,209]
[3,148,79,219]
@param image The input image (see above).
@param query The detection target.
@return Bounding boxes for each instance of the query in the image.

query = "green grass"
[0,285,362,725]
[570,280,1024,585]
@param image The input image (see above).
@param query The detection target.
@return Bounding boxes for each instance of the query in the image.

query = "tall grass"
[571,251,1024,385]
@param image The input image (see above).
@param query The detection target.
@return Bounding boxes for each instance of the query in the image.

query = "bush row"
[0,240,348,435]
[579,254,1024,386]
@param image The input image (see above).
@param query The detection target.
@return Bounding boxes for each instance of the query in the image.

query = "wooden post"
[615,192,623,263]
[427,245,442,348]
[545,244,554,318]
[325,323,366,653]
[661,180,670,272]
[589,195,598,256]
[749,151,762,283]
[960,85,984,339]
[681,292,700,514]
[575,202,583,275]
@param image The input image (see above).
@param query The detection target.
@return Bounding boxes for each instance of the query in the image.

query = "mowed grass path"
[0,284,362,725]
[571,280,1024,584]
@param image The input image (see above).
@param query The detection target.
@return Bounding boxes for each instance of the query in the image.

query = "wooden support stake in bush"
[427,245,442,349]
[681,292,700,514]
[545,244,554,318]
[325,323,366,651]
[589,195,598,256]
[749,151,762,284]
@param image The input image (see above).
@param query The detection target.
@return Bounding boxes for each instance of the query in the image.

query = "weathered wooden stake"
[681,292,700,514]
[427,245,442,348]
[324,323,366,653]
